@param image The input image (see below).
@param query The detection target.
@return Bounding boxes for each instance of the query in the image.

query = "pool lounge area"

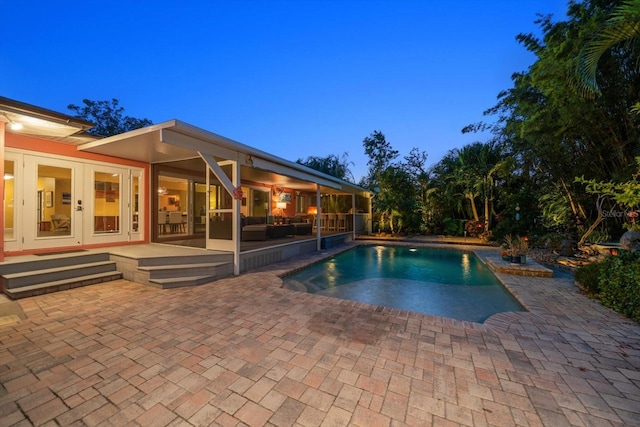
[1,240,639,426]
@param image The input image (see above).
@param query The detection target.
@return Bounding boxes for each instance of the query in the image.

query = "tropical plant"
[576,0,640,101]
[297,152,355,182]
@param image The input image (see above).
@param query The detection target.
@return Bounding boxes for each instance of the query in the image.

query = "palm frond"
[576,0,640,97]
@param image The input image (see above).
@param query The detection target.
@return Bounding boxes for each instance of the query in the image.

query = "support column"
[316,185,322,251]
[0,122,5,262]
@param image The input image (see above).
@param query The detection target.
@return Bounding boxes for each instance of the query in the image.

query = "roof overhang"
[0,96,96,143]
[78,119,370,194]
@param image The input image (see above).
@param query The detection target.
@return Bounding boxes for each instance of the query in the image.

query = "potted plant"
[518,236,528,264]
[504,235,526,264]
[504,235,518,263]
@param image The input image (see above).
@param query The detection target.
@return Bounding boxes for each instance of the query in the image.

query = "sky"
[0,0,568,182]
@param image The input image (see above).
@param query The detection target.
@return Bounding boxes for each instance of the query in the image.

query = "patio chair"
[326,213,336,231]
[169,211,185,233]
[336,213,347,232]
[158,213,168,234]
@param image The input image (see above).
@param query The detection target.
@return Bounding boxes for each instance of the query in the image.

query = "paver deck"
[1,241,639,426]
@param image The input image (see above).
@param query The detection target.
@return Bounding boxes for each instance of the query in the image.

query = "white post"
[316,185,322,251]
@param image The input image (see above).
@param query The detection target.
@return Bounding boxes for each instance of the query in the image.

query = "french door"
[5,153,142,252]
[22,156,84,250]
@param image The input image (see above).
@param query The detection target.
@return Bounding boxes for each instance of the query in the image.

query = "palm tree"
[576,0,640,102]
[432,142,504,229]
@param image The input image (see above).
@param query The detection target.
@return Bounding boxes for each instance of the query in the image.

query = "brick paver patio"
[1,242,639,426]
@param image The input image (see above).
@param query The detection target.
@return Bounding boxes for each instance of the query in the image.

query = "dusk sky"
[1,0,567,182]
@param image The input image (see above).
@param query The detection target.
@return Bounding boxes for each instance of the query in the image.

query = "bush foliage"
[575,261,602,295]
[597,252,640,321]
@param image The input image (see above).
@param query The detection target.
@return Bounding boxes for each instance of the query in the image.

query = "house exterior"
[0,96,372,274]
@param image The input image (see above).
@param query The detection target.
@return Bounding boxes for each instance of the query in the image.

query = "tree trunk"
[484,196,490,231]
[578,195,605,248]
[466,194,480,222]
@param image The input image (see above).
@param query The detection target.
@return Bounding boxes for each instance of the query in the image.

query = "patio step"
[3,271,123,299]
[0,252,122,299]
[110,251,234,288]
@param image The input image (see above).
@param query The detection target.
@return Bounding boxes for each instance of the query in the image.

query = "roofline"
[90,119,371,194]
[0,96,95,132]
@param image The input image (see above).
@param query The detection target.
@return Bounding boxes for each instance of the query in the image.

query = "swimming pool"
[282,245,525,322]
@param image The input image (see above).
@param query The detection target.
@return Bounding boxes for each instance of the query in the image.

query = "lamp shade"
[276,202,287,209]
[307,206,318,215]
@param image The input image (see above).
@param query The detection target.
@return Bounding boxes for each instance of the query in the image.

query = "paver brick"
[1,244,639,427]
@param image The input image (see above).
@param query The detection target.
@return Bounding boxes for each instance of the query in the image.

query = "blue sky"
[1,0,567,182]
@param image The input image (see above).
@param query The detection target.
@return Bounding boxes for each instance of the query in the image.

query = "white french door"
[83,164,131,245]
[5,152,143,252]
[23,155,84,250]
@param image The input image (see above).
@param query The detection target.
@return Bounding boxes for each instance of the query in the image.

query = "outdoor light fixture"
[2,113,23,130]
[610,248,619,256]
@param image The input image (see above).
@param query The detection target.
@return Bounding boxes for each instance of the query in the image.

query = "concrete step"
[138,262,231,280]
[146,261,234,289]
[0,252,111,275]
[148,275,222,289]
[2,261,119,289]
[134,253,233,267]
[3,271,123,299]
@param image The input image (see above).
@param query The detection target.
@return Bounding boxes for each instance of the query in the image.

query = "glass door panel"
[22,156,82,250]
[194,183,207,234]
[93,171,121,234]
[38,164,72,238]
[4,160,15,240]
[132,174,139,233]
[157,175,188,236]
[206,168,235,251]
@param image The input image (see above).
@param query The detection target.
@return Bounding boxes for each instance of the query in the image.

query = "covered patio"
[78,120,372,274]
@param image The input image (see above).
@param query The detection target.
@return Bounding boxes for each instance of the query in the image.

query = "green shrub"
[443,218,463,236]
[575,261,603,295]
[599,252,640,321]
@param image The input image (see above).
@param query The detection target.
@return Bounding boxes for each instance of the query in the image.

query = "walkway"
[1,241,639,426]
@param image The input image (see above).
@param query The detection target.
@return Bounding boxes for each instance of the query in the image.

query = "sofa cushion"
[245,216,265,226]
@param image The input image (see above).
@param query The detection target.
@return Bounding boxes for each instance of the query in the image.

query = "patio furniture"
[50,214,70,231]
[336,213,347,232]
[286,216,312,235]
[169,211,185,233]
[242,224,271,241]
[272,224,294,238]
[293,222,312,235]
[158,212,168,234]
[326,213,336,231]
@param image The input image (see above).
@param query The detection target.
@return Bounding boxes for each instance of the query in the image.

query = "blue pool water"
[282,245,525,322]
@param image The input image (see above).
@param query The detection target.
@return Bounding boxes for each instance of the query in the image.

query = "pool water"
[282,245,525,322]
